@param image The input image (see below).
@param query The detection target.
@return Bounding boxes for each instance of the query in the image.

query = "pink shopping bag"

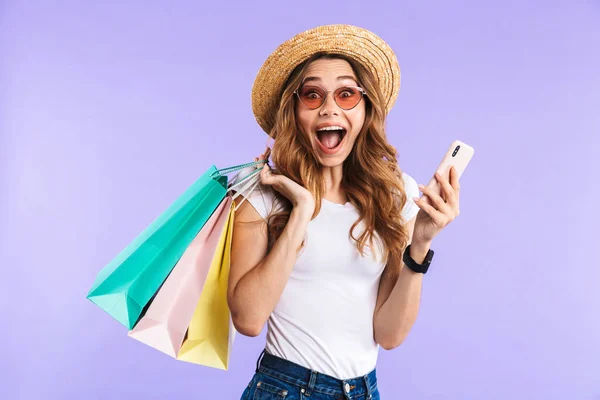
[127,196,232,357]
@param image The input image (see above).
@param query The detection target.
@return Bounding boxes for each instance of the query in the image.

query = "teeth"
[317,126,345,131]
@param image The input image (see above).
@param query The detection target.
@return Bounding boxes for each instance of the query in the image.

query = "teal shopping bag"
[87,161,264,329]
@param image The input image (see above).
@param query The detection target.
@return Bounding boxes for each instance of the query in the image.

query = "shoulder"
[240,182,278,221]
[401,172,419,198]
[230,166,279,221]
[400,171,420,221]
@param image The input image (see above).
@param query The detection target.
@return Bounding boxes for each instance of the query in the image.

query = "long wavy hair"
[266,52,410,267]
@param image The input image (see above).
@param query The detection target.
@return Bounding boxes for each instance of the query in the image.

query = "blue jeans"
[241,350,380,400]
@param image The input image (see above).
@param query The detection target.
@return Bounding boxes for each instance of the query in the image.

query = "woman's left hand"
[412,166,461,246]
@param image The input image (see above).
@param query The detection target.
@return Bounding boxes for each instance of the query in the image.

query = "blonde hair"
[266,52,410,267]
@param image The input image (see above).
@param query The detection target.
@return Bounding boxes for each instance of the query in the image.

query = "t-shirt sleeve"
[401,172,420,221]
[244,183,277,221]
[230,166,277,221]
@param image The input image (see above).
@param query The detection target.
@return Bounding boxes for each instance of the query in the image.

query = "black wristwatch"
[403,244,435,274]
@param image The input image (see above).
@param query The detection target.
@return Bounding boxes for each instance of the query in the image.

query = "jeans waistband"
[256,350,377,399]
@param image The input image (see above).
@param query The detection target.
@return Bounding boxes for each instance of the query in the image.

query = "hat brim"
[251,24,401,136]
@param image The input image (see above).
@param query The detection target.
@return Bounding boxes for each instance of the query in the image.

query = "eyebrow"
[302,75,358,84]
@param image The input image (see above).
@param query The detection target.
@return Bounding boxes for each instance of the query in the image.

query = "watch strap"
[402,244,434,274]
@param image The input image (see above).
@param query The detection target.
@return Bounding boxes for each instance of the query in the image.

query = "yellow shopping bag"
[176,201,236,370]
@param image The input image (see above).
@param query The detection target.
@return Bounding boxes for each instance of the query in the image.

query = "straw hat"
[251,24,401,136]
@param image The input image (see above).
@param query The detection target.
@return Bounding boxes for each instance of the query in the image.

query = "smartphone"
[419,140,475,205]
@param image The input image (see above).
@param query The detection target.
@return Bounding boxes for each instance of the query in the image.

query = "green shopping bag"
[86,161,264,329]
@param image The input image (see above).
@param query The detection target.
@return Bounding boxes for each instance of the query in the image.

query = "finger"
[254,157,265,171]
[418,184,450,213]
[258,148,272,166]
[450,166,461,192]
[435,171,458,208]
[446,168,461,216]
[413,196,448,226]
[260,165,269,184]
[260,163,276,184]
[258,148,270,161]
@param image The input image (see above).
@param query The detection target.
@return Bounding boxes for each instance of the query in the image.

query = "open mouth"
[316,126,347,152]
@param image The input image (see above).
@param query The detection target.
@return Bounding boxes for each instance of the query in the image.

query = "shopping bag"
[86,161,264,329]
[127,196,232,356]
[126,165,261,358]
[176,196,236,370]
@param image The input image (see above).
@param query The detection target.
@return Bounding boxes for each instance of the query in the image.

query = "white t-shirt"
[239,171,420,380]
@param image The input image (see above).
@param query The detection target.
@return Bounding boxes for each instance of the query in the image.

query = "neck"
[322,165,347,204]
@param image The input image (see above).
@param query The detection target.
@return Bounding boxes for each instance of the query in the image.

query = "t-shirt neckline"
[322,198,354,210]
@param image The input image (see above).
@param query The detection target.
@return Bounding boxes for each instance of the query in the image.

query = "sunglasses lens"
[297,86,364,110]
[298,86,326,109]
[334,87,362,109]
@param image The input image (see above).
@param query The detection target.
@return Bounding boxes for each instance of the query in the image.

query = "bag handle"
[232,178,261,211]
[227,167,264,192]
[226,169,262,211]
[227,167,262,193]
[212,160,267,178]
[214,159,267,212]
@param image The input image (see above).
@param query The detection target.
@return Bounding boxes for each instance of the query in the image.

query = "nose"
[319,92,340,116]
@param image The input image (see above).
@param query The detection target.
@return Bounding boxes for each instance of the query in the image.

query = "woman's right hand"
[257,148,315,215]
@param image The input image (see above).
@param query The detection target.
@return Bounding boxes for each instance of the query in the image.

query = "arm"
[227,197,313,337]
[373,216,433,350]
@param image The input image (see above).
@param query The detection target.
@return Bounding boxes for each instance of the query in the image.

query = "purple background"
[2,1,599,399]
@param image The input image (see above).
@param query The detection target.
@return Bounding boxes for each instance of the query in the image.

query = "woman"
[229,25,461,399]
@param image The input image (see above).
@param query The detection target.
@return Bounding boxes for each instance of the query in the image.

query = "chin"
[319,158,346,168]
[313,147,351,168]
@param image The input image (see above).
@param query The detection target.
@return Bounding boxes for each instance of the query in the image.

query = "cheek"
[349,108,366,136]
[296,109,315,137]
